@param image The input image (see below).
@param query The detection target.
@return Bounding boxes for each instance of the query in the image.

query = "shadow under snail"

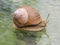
[13,6,49,31]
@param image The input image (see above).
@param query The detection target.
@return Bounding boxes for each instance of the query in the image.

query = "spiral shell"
[13,6,42,27]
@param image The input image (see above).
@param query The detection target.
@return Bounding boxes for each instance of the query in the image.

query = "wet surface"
[0,0,60,45]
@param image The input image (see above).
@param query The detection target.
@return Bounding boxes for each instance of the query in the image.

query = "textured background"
[0,0,60,45]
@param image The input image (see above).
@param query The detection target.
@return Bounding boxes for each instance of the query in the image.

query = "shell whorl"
[13,6,42,27]
[13,8,28,24]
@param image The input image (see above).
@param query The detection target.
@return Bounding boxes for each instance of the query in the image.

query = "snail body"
[13,6,42,27]
[13,6,49,31]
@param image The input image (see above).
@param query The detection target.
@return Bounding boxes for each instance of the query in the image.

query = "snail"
[13,6,49,31]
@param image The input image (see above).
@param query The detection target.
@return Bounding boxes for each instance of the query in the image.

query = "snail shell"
[13,6,42,27]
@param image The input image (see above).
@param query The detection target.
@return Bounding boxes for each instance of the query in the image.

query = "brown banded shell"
[13,6,42,27]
